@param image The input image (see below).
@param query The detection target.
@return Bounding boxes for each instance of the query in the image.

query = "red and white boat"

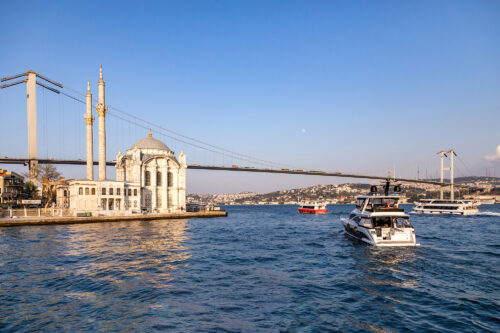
[298,202,327,214]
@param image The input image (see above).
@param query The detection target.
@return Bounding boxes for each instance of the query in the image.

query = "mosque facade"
[57,67,186,216]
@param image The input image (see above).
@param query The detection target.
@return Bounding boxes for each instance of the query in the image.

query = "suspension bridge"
[0,69,468,189]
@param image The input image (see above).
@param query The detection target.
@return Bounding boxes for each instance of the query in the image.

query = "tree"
[23,164,62,206]
[23,181,39,199]
[23,163,62,183]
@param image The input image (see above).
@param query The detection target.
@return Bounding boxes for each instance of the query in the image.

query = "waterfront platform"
[0,210,227,228]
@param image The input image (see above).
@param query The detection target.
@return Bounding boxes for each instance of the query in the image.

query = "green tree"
[23,181,39,199]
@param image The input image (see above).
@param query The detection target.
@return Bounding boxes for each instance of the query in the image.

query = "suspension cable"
[107,112,277,167]
[58,87,296,169]
[58,88,281,167]
[456,155,474,176]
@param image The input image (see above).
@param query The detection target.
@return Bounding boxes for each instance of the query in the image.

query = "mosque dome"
[130,129,171,151]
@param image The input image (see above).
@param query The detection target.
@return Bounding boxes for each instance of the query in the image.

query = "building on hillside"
[56,66,186,216]
[0,169,24,204]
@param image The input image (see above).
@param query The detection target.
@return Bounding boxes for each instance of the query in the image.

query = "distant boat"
[413,199,480,215]
[298,202,327,214]
[413,149,482,215]
[476,197,496,204]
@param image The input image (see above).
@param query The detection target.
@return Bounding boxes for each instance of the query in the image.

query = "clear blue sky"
[1,0,499,193]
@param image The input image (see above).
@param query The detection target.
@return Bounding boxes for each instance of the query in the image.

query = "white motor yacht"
[413,199,480,215]
[341,180,419,247]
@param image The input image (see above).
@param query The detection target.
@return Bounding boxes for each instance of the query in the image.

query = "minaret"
[84,79,95,180]
[96,65,107,180]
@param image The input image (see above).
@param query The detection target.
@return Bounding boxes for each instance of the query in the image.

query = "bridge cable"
[58,88,297,169]
[456,155,474,177]
[61,86,298,169]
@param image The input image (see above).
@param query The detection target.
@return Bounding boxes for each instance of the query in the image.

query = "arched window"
[64,190,67,197]
[79,187,83,195]
[168,172,173,187]
[157,172,162,186]
[145,171,151,186]
[91,188,96,195]
[85,188,89,195]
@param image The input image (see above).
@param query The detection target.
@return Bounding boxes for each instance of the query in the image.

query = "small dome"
[131,130,171,151]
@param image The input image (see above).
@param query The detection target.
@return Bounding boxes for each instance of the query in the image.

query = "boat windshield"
[356,199,366,210]
[371,216,412,228]
[366,198,399,210]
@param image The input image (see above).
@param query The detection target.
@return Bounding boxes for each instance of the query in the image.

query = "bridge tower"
[438,150,446,199]
[1,70,62,185]
[437,149,456,200]
[26,71,38,183]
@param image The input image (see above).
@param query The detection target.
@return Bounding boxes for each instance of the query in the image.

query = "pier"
[0,210,227,228]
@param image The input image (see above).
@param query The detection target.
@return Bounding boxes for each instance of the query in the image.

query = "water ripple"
[0,205,499,332]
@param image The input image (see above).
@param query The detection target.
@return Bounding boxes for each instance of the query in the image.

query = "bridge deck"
[0,157,451,186]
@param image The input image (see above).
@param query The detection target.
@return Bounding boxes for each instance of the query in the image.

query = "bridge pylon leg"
[29,159,38,185]
[26,71,38,185]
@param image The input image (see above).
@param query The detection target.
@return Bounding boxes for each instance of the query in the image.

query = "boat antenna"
[384,170,391,196]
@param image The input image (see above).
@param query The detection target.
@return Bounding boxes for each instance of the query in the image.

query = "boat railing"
[372,207,405,212]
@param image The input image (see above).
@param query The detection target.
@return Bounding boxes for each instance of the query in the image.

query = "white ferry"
[414,149,481,216]
[413,199,480,215]
[341,181,419,247]
[298,202,327,214]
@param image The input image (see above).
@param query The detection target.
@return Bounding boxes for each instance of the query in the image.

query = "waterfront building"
[0,169,24,204]
[57,67,186,216]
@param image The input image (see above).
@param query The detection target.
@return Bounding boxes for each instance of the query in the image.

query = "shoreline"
[0,210,227,228]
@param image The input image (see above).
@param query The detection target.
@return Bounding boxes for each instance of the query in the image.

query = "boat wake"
[478,211,500,217]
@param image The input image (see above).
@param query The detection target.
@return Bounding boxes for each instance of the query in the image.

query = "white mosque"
[57,66,186,216]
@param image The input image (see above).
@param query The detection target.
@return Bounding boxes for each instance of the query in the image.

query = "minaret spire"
[148,128,152,138]
[97,65,107,180]
[84,78,94,180]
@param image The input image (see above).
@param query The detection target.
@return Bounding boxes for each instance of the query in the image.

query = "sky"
[1,0,499,193]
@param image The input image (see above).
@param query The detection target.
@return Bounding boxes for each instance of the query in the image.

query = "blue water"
[1,205,499,332]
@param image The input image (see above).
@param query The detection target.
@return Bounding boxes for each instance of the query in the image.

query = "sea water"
[0,205,499,332]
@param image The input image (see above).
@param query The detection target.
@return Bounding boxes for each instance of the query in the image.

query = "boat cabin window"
[372,217,391,228]
[356,199,366,210]
[360,218,373,228]
[303,206,315,209]
[395,217,411,228]
[366,198,398,211]
[371,216,411,228]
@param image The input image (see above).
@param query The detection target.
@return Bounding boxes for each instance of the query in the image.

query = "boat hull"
[413,208,479,216]
[341,218,419,247]
[298,208,327,214]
